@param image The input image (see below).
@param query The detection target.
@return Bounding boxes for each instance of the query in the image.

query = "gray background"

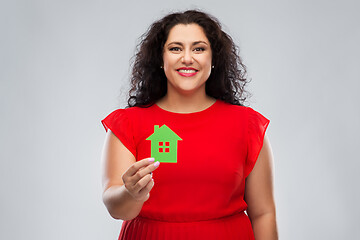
[1,0,359,239]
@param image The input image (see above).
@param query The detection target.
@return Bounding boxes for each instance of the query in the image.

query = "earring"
[160,66,163,69]
[212,65,214,69]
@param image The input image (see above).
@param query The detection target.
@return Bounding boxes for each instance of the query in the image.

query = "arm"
[101,130,151,220]
[244,134,279,240]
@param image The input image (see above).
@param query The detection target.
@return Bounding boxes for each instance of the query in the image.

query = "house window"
[159,142,170,153]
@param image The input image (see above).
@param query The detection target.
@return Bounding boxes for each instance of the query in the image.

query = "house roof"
[146,124,182,141]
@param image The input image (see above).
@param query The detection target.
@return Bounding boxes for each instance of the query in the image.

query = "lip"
[176,67,198,77]
[177,67,198,71]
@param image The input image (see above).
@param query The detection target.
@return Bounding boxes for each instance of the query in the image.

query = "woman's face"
[162,23,212,96]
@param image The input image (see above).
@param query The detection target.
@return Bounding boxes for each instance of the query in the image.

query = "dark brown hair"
[127,9,251,108]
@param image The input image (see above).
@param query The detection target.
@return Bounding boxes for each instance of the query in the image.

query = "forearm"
[250,212,278,240]
[102,185,144,221]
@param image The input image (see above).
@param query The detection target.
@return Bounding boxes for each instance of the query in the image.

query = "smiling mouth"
[177,69,198,73]
[176,69,198,77]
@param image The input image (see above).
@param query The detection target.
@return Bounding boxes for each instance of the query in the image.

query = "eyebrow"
[167,41,208,47]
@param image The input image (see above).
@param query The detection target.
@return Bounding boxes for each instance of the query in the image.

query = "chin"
[175,85,206,95]
[167,76,207,94]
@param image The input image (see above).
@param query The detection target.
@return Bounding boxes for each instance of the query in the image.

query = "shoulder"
[126,104,158,116]
[109,104,156,118]
[216,101,270,125]
[216,99,250,115]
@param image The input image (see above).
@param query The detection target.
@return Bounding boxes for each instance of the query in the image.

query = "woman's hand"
[122,158,160,202]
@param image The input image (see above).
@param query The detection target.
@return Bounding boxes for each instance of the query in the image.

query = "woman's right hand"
[122,158,160,202]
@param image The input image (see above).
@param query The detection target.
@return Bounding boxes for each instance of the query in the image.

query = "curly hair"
[126,9,251,108]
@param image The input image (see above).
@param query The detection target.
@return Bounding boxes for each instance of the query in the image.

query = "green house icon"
[146,124,182,163]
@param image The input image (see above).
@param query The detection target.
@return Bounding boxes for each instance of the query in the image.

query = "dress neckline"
[153,99,219,116]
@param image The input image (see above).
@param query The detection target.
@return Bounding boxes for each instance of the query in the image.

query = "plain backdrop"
[1,0,359,239]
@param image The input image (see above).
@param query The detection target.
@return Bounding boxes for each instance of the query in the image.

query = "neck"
[156,88,216,113]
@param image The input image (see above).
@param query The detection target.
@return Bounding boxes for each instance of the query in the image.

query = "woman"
[101,10,278,240]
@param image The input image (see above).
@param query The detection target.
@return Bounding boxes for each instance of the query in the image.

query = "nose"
[181,49,194,65]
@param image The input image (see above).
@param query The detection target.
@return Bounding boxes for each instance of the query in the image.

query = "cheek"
[202,56,212,73]
[201,53,212,66]
[202,59,213,79]
[163,60,176,80]
[163,64,174,77]
[163,55,176,72]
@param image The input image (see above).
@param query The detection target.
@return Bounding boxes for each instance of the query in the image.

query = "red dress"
[101,99,270,240]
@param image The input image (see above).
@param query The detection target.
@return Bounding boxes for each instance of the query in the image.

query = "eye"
[194,47,205,52]
[169,47,181,52]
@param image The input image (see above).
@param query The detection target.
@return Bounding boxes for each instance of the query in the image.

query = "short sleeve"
[101,109,136,157]
[245,107,270,178]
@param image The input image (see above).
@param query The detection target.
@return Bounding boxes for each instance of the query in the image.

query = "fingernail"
[154,161,160,167]
[148,158,155,162]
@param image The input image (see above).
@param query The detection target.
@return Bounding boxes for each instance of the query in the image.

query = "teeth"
[178,69,196,73]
